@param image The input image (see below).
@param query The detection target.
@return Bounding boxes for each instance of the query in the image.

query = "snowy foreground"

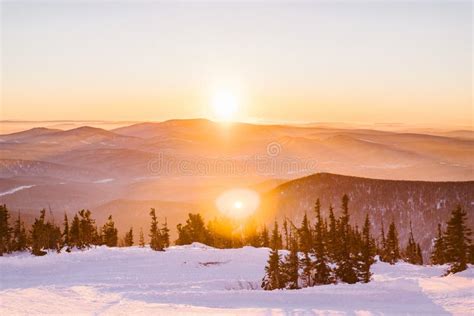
[1,244,473,315]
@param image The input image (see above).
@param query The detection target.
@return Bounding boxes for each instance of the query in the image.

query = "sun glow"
[211,90,239,121]
[216,189,260,219]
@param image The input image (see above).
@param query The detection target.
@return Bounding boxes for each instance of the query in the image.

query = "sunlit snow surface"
[0,243,472,315]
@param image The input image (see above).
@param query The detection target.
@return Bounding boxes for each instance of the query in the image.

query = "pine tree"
[124,227,134,247]
[359,214,375,283]
[11,213,27,252]
[283,218,289,249]
[149,208,164,251]
[335,194,358,284]
[78,210,95,248]
[31,209,48,256]
[313,199,332,285]
[161,218,170,248]
[299,213,313,287]
[175,213,210,246]
[405,221,421,265]
[327,205,338,260]
[261,221,284,290]
[385,221,401,264]
[0,204,12,255]
[416,244,423,265]
[69,214,81,248]
[102,215,118,247]
[281,231,299,289]
[444,206,472,274]
[379,220,387,262]
[260,225,270,247]
[431,223,446,265]
[62,213,70,248]
[139,227,145,247]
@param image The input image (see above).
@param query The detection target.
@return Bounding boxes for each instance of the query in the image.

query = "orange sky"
[1,1,472,127]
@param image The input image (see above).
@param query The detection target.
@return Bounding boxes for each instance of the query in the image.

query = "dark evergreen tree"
[243,219,260,247]
[260,225,270,247]
[161,218,170,248]
[31,209,47,256]
[281,231,299,289]
[299,213,313,287]
[327,205,338,260]
[175,213,210,246]
[358,214,375,283]
[385,221,401,264]
[138,227,145,247]
[430,224,446,264]
[11,213,27,252]
[0,204,12,255]
[313,199,332,285]
[124,227,134,247]
[444,206,472,274]
[335,194,358,284]
[261,221,284,290]
[102,215,118,247]
[62,213,70,248]
[149,208,164,251]
[405,221,422,265]
[283,218,289,249]
[78,209,95,248]
[378,220,387,262]
[69,214,81,248]
[416,244,423,265]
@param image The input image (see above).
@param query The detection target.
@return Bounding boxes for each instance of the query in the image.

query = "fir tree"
[416,244,423,265]
[260,225,270,247]
[69,214,81,248]
[124,227,134,247]
[102,215,118,247]
[299,213,313,287]
[359,214,375,283]
[138,227,145,247]
[378,220,387,262]
[261,221,284,290]
[405,221,422,265]
[327,205,338,260]
[444,206,472,274]
[281,231,299,289]
[161,218,170,248]
[175,213,209,246]
[78,210,95,248]
[0,204,12,255]
[149,208,164,251]
[62,213,70,248]
[11,213,27,252]
[335,194,358,284]
[313,199,332,285]
[283,218,289,249]
[385,221,401,264]
[31,209,47,256]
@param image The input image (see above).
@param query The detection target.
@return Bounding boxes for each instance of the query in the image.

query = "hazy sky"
[1,1,472,126]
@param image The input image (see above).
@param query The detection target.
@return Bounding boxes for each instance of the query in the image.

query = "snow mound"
[0,246,472,315]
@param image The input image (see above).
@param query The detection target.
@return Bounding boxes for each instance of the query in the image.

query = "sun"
[211,90,239,121]
[216,189,260,220]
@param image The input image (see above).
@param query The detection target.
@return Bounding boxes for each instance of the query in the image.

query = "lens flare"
[216,189,260,219]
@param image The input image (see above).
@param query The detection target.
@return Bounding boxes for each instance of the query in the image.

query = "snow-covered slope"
[0,244,472,315]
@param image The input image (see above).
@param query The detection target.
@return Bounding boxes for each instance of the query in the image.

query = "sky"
[1,1,472,127]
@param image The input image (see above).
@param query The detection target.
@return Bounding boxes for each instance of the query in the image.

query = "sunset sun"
[216,189,260,219]
[211,90,239,121]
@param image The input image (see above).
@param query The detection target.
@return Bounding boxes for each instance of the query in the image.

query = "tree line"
[0,196,472,279]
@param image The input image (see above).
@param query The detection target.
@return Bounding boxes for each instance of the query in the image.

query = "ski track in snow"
[0,244,472,315]
[0,185,36,197]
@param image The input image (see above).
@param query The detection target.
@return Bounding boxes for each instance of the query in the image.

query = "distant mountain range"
[0,119,472,260]
[258,173,474,260]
